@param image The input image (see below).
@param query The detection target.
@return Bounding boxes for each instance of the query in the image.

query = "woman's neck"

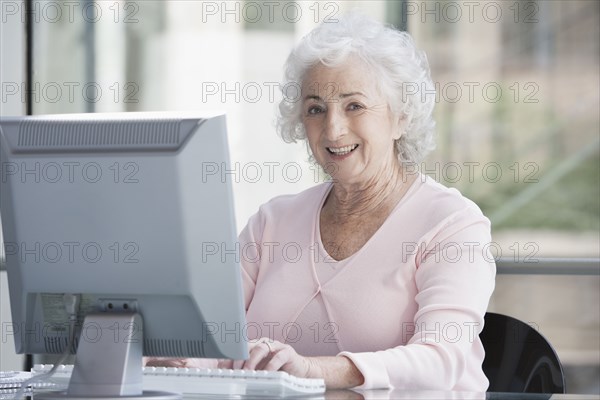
[325,163,413,223]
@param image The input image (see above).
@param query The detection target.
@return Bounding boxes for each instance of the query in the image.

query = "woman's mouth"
[326,144,359,156]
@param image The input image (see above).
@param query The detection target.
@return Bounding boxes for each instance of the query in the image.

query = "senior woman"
[153,13,496,391]
[231,13,495,391]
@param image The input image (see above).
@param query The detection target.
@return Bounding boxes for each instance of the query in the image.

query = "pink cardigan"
[239,174,496,391]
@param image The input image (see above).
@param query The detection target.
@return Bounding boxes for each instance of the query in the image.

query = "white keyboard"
[32,364,326,398]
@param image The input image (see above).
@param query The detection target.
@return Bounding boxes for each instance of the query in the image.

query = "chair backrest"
[480,312,566,393]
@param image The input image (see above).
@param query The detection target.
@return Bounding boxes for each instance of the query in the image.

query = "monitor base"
[37,313,182,400]
[35,390,181,400]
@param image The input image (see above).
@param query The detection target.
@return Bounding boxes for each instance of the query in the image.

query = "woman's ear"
[392,113,407,141]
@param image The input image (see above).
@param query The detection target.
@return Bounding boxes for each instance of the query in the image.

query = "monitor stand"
[37,313,180,400]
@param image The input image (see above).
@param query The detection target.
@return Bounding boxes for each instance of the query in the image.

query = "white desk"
[3,389,597,399]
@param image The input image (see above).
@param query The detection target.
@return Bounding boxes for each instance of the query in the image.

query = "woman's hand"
[227,338,321,379]
[144,357,189,368]
[147,340,363,389]
[144,357,218,369]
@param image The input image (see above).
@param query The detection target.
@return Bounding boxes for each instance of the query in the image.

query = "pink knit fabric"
[240,174,496,391]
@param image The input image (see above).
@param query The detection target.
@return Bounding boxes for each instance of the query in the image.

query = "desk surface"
[180,391,600,400]
[321,390,598,400]
[2,389,598,399]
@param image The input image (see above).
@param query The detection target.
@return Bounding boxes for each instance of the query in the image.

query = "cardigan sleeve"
[339,207,496,390]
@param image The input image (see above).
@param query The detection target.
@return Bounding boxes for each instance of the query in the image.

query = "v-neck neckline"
[313,174,423,266]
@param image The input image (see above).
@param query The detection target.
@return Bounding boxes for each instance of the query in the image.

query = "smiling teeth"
[327,144,358,155]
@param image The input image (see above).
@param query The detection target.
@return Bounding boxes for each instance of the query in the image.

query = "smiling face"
[301,59,403,186]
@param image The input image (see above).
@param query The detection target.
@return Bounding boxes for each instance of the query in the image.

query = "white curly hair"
[276,12,436,165]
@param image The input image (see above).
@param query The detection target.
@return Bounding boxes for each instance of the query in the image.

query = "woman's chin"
[328,171,364,185]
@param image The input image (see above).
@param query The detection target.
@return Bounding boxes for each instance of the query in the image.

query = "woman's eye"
[347,103,364,111]
[307,105,324,115]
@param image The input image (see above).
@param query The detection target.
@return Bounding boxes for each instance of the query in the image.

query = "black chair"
[480,312,566,393]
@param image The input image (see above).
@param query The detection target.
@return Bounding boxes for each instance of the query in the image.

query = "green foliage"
[473,154,600,231]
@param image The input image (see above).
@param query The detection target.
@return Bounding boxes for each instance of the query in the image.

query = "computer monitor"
[0,112,248,398]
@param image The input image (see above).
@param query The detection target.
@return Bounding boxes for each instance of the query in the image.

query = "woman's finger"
[242,340,272,370]
[217,359,234,369]
[263,346,311,379]
[262,347,290,371]
[144,357,187,368]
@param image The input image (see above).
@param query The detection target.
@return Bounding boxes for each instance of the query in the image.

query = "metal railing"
[496,257,600,275]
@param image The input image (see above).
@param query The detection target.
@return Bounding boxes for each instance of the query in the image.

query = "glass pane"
[29,0,600,259]
[405,0,600,260]
[30,0,90,114]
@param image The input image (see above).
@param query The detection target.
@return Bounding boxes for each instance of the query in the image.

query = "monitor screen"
[0,112,248,396]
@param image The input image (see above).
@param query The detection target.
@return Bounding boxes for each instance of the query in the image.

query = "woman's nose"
[324,108,347,141]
